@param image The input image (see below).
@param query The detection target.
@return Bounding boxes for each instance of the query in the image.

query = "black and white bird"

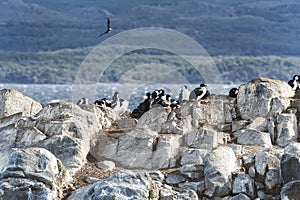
[152,89,165,105]
[111,91,120,109]
[110,91,129,116]
[161,94,172,107]
[77,97,89,105]
[288,75,300,91]
[96,17,112,39]
[131,92,153,119]
[228,88,239,98]
[189,83,210,100]
[94,98,111,107]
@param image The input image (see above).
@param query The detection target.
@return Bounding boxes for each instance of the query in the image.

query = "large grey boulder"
[181,95,236,125]
[255,148,283,177]
[68,171,152,200]
[281,143,300,183]
[237,78,294,120]
[180,149,208,166]
[0,89,42,118]
[136,107,170,133]
[236,129,272,147]
[232,173,255,197]
[17,103,101,175]
[276,113,298,147]
[0,148,70,199]
[204,146,236,197]
[280,180,300,200]
[91,128,181,169]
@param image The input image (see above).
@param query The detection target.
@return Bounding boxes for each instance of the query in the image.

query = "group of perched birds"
[93,91,129,116]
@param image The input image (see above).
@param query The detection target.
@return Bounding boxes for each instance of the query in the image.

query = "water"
[0,83,238,110]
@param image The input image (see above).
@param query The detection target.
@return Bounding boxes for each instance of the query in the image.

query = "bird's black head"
[200,83,207,88]
[229,88,239,98]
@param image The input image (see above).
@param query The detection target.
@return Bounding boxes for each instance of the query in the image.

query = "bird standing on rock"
[288,75,300,91]
[131,92,153,119]
[96,17,112,38]
[228,88,239,98]
[189,83,210,100]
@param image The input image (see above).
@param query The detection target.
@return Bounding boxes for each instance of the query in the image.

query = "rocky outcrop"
[237,78,294,120]
[0,89,42,118]
[68,170,198,200]
[0,148,69,199]
[0,78,299,199]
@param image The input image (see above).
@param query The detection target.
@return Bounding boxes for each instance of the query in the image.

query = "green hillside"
[0,48,298,84]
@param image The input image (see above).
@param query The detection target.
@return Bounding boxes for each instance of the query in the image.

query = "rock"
[22,103,102,175]
[180,149,208,166]
[136,107,170,132]
[184,128,218,149]
[151,135,181,169]
[229,144,243,156]
[237,78,294,120]
[149,171,165,182]
[276,113,298,147]
[0,89,42,118]
[179,164,204,179]
[223,193,251,200]
[0,112,22,129]
[96,160,115,172]
[178,181,205,192]
[237,129,272,147]
[159,186,198,200]
[161,121,183,134]
[68,171,152,200]
[265,169,283,192]
[246,117,268,132]
[204,146,236,197]
[165,173,186,185]
[0,124,18,149]
[84,177,100,184]
[280,180,300,200]
[257,190,265,199]
[0,148,70,199]
[242,154,255,168]
[92,127,182,169]
[114,117,137,130]
[93,106,118,129]
[281,143,300,183]
[232,173,255,197]
[16,127,47,148]
[248,166,256,178]
[0,178,56,200]
[232,120,249,132]
[115,128,158,169]
[255,148,283,177]
[184,95,236,124]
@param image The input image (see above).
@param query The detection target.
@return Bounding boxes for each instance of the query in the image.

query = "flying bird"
[96,17,112,38]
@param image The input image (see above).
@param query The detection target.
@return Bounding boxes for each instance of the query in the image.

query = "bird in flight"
[96,17,112,38]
